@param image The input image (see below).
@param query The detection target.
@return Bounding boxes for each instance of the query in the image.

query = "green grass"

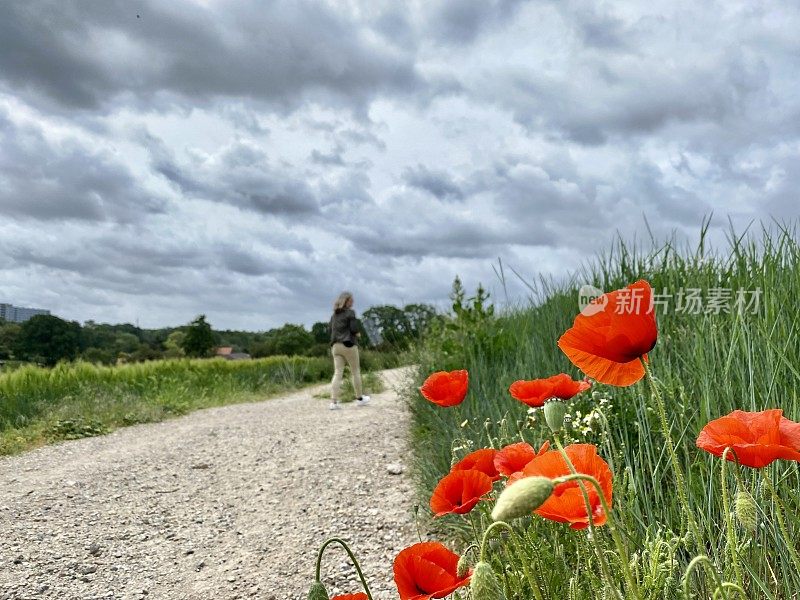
[409,221,800,599]
[0,355,334,455]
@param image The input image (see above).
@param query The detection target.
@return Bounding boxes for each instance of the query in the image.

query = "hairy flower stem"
[552,436,632,600]
[641,360,702,547]
[682,555,733,600]
[314,538,374,600]
[720,449,744,590]
[479,521,545,600]
[763,473,800,574]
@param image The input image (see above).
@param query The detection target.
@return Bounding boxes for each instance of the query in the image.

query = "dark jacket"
[329,309,359,346]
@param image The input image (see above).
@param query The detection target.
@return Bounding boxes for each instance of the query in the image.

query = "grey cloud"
[311,145,346,167]
[0,111,166,223]
[149,137,320,216]
[218,244,314,279]
[318,170,374,210]
[219,104,270,135]
[427,0,527,45]
[355,221,510,259]
[0,0,798,330]
[339,128,387,151]
[621,162,711,226]
[3,227,314,294]
[498,57,764,146]
[0,1,422,113]
[550,1,631,51]
[469,4,789,146]
[5,234,205,278]
[402,165,463,200]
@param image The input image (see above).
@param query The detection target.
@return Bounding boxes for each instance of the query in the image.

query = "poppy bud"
[307,581,330,600]
[456,552,471,579]
[491,476,554,522]
[470,561,506,600]
[544,399,567,433]
[735,489,758,533]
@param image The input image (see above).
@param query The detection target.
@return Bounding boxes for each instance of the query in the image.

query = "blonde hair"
[333,291,353,312]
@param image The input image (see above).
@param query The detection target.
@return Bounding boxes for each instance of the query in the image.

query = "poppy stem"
[482,521,545,600]
[640,359,703,548]
[551,437,629,600]
[553,472,642,600]
[468,512,482,547]
[763,473,800,574]
[314,537,374,600]
[720,448,745,590]
[682,554,734,600]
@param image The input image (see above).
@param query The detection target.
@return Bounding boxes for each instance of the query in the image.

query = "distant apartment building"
[0,303,50,323]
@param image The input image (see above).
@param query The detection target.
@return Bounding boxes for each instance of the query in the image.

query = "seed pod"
[456,552,471,579]
[491,476,554,522]
[735,489,758,534]
[544,399,567,433]
[307,581,330,600]
[470,561,506,600]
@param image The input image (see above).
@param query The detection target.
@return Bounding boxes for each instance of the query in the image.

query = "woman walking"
[328,291,370,410]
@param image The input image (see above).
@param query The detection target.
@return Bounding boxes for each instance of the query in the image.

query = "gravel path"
[0,367,419,600]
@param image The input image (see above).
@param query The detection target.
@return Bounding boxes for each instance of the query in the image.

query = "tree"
[180,315,216,358]
[0,321,22,360]
[163,330,186,358]
[82,347,115,365]
[257,324,314,356]
[362,305,411,348]
[14,315,82,366]
[114,332,141,354]
[311,321,330,344]
[402,303,438,339]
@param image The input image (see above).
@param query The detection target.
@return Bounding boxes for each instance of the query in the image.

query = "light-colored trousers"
[330,342,362,401]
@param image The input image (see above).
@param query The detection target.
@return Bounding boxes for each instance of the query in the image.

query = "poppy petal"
[697,409,800,468]
[420,370,469,407]
[519,444,613,528]
[558,280,657,387]
[393,542,470,600]
[452,448,499,480]
[430,470,493,517]
[494,442,537,477]
[510,374,591,407]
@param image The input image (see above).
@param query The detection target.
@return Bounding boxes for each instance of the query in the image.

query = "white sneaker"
[329,402,342,410]
[356,395,371,407]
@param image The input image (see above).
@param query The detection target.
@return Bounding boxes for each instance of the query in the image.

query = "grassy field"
[0,350,399,456]
[410,223,800,598]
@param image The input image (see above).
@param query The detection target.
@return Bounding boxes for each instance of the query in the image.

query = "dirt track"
[0,367,418,600]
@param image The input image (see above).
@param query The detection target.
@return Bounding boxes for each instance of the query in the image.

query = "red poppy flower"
[332,595,368,600]
[430,469,493,517]
[509,374,591,408]
[494,441,550,477]
[393,542,471,600]
[557,280,657,386]
[519,444,613,529]
[696,409,800,468]
[420,370,469,407]
[451,448,500,481]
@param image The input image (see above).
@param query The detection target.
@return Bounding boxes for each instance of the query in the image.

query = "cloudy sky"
[1,1,798,330]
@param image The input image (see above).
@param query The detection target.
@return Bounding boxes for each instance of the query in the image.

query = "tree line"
[0,302,439,367]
